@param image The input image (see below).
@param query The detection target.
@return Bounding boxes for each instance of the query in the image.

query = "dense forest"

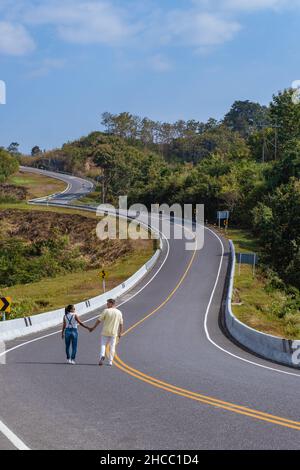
[5,88,299,303]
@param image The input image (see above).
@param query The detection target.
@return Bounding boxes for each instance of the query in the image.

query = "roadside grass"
[222,227,260,253]
[0,201,99,218]
[220,227,300,340]
[76,190,102,206]
[7,171,67,199]
[232,265,291,337]
[2,245,153,319]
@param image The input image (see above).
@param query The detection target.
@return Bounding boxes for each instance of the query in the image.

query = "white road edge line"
[204,227,300,379]
[0,420,30,450]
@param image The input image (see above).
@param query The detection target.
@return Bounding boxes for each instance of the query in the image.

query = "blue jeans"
[65,328,78,360]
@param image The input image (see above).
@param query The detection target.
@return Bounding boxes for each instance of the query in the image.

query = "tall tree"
[7,142,20,155]
[31,146,41,156]
[224,100,270,138]
[270,89,300,154]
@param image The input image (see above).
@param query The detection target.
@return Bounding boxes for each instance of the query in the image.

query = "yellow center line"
[114,228,300,432]
[115,355,300,430]
[123,242,198,336]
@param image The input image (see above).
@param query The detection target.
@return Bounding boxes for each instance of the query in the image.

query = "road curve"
[1,169,300,450]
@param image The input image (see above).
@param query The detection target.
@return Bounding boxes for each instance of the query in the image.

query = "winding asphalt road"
[1,169,300,450]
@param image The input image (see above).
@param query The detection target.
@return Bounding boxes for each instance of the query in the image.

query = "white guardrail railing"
[225,240,298,368]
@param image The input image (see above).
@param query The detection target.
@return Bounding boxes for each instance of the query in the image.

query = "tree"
[101,112,140,139]
[139,118,158,145]
[166,125,249,163]
[248,128,277,162]
[7,142,20,155]
[224,100,270,138]
[101,112,115,134]
[270,89,300,154]
[264,139,300,189]
[252,179,300,288]
[31,146,41,156]
[0,148,19,182]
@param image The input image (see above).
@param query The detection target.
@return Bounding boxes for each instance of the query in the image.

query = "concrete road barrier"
[224,240,298,368]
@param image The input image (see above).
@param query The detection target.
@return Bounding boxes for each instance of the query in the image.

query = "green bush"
[0,233,87,288]
[0,149,19,182]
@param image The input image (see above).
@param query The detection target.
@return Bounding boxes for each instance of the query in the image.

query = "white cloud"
[192,0,298,12]
[24,1,139,46]
[0,0,299,59]
[165,11,241,48]
[222,0,289,11]
[0,21,35,55]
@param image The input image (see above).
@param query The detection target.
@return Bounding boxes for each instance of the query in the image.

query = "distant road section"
[20,166,94,204]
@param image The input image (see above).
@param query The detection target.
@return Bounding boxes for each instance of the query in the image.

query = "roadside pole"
[253,253,256,277]
[101,270,106,293]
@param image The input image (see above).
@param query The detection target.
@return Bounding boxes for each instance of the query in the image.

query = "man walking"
[90,299,123,366]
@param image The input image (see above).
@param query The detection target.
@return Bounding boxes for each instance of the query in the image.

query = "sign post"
[101,270,106,293]
[236,253,258,277]
[0,297,11,321]
[217,211,230,230]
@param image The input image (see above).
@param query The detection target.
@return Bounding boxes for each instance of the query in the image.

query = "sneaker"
[99,356,105,366]
[71,360,76,365]
[107,362,112,367]
[67,359,71,364]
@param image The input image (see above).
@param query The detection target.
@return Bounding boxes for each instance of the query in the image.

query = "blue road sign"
[217,211,230,220]
[236,253,258,265]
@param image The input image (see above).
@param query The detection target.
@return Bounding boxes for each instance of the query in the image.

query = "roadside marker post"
[0,297,11,321]
[101,270,107,293]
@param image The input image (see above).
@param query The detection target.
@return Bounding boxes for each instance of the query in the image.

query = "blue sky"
[0,0,299,153]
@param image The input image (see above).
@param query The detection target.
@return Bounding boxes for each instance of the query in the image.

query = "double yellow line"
[114,230,300,432]
[115,355,300,431]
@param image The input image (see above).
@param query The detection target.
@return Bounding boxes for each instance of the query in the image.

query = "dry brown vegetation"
[0,209,138,268]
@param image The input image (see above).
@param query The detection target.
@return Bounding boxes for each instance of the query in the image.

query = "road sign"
[0,297,11,313]
[0,297,11,321]
[217,211,230,229]
[101,270,106,279]
[236,253,258,276]
[217,211,230,220]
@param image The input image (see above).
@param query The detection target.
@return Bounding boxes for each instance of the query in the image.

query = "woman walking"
[62,305,90,364]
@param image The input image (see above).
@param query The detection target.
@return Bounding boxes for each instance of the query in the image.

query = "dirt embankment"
[0,209,134,267]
